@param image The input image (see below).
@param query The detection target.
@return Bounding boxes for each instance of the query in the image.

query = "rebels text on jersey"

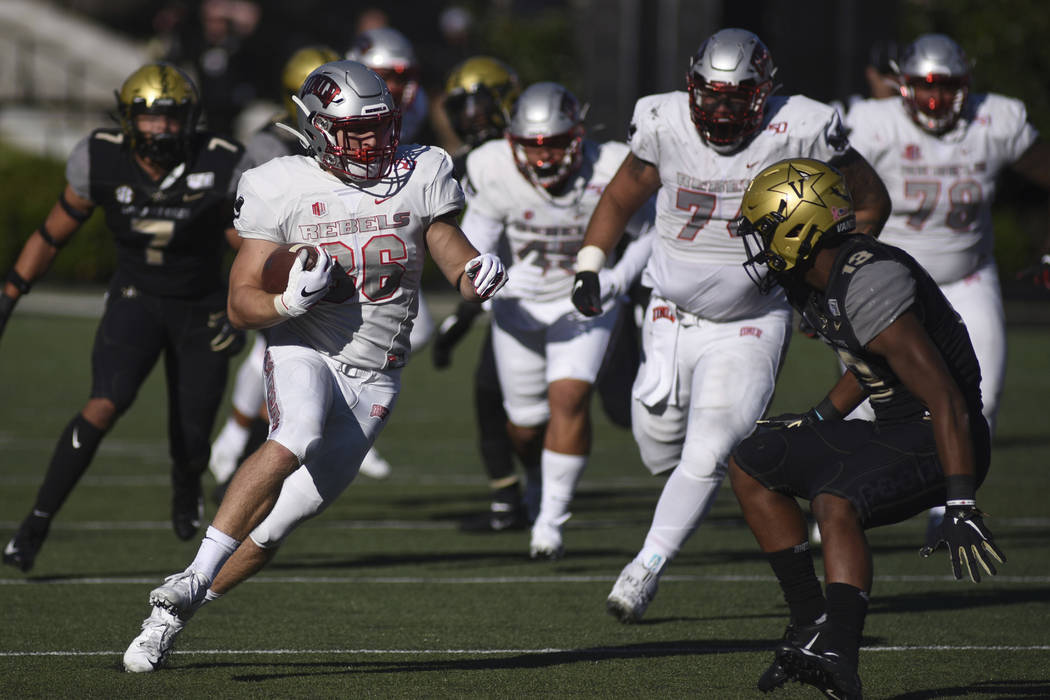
[66,128,246,298]
[790,235,983,423]
[462,139,639,304]
[234,145,464,370]
[845,94,1038,284]
[629,92,851,320]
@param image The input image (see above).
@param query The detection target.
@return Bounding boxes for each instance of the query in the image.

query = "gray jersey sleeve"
[844,260,916,346]
[64,136,92,200]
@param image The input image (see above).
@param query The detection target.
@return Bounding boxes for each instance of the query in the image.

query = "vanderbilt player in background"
[1,63,249,572]
[573,28,890,623]
[429,56,537,530]
[729,158,1004,699]
[123,59,506,672]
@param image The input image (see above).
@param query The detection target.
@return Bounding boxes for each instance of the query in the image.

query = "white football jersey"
[846,94,1038,283]
[235,145,464,370]
[462,138,647,303]
[629,92,851,320]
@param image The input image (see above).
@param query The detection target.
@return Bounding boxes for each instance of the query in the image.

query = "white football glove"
[464,253,507,300]
[598,268,627,304]
[274,246,334,318]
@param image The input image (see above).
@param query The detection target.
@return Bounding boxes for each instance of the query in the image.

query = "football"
[261,243,319,294]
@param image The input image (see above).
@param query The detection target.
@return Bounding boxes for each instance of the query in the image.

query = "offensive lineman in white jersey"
[461,82,654,559]
[572,28,890,623]
[123,60,507,672]
[845,33,1050,436]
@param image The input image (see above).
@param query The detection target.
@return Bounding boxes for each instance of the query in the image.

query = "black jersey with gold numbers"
[792,235,983,423]
[86,128,245,298]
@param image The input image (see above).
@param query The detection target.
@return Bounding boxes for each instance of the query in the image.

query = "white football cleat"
[123,605,185,672]
[149,570,210,619]
[606,558,661,623]
[358,447,392,480]
[529,514,568,560]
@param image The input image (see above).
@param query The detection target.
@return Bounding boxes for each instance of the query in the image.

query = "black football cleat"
[459,500,529,533]
[775,644,862,700]
[3,516,51,573]
[758,619,827,693]
[171,476,204,541]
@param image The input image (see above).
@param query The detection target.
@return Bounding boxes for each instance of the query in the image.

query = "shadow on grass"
[170,638,780,681]
[887,678,1050,698]
[871,586,1050,614]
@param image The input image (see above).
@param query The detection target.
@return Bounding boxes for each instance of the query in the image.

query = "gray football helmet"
[507,82,586,190]
[293,60,401,181]
[893,34,970,134]
[687,28,776,154]
[345,27,420,109]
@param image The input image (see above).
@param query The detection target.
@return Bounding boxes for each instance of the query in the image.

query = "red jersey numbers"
[903,179,982,231]
[675,188,741,239]
[319,234,407,302]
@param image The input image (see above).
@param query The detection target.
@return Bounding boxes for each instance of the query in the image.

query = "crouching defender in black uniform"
[728,158,1005,699]
[1,63,248,572]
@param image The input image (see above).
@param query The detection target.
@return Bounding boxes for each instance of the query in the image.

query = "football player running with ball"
[123,60,505,672]
[1,63,249,573]
[729,158,1004,699]
[461,82,654,559]
[573,28,890,623]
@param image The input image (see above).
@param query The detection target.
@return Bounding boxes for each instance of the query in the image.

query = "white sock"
[535,450,587,525]
[636,546,668,573]
[203,589,224,605]
[643,463,724,560]
[210,418,250,481]
[189,526,241,581]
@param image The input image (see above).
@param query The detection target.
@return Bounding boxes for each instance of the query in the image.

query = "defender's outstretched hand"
[920,506,1006,582]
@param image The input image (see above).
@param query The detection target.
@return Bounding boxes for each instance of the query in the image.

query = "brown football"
[261,243,319,293]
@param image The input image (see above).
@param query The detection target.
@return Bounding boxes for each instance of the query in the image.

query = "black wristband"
[36,221,67,249]
[813,396,844,421]
[0,293,15,317]
[945,474,976,505]
[4,267,31,296]
[58,191,91,222]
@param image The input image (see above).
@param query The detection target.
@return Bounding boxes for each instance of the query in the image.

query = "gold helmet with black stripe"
[443,56,521,147]
[115,62,199,168]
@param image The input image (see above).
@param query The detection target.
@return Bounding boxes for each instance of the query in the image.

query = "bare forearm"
[834,149,890,237]
[824,369,866,415]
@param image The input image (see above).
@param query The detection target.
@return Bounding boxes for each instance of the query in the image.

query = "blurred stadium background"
[1,0,1048,290]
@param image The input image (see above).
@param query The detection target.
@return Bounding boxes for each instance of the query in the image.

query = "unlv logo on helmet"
[302,74,342,108]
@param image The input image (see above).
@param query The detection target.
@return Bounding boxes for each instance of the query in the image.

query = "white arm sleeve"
[609,227,654,289]
[459,206,504,255]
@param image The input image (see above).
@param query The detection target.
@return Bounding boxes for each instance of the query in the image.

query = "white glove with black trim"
[275,246,334,318]
[465,253,507,300]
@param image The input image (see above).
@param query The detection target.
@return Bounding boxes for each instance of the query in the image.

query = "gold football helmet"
[443,56,521,147]
[738,158,856,292]
[116,62,199,168]
[281,46,340,119]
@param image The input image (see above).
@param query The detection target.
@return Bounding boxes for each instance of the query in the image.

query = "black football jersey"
[86,128,245,298]
[792,235,983,423]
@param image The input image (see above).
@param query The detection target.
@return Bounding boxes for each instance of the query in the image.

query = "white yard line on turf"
[2,644,1049,659]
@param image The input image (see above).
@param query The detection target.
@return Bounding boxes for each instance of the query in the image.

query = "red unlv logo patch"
[370,404,390,420]
[312,201,326,216]
[302,74,341,108]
